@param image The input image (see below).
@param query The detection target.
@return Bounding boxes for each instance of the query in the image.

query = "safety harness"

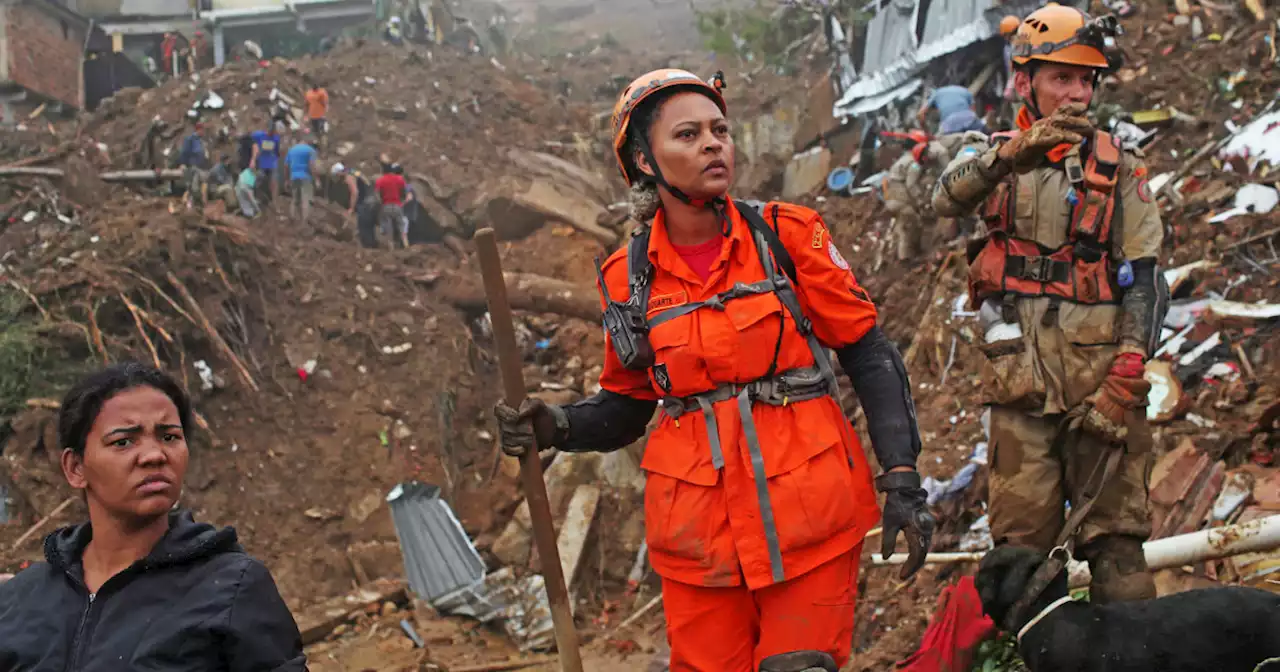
[627,200,839,583]
[969,130,1124,316]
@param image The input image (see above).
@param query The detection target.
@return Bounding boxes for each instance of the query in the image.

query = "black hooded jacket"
[0,509,306,671]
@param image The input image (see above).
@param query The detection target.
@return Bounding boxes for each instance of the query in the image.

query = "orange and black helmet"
[610,68,727,186]
[1010,4,1114,69]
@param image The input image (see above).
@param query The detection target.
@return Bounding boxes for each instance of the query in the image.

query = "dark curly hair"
[58,362,193,456]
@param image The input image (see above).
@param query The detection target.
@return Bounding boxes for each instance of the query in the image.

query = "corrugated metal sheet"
[836,0,1084,113]
[387,481,487,604]
[860,0,918,76]
[838,77,921,118]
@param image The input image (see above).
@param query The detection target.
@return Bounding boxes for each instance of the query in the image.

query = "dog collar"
[1016,595,1076,646]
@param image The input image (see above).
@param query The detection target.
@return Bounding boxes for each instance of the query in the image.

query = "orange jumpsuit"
[597,200,882,670]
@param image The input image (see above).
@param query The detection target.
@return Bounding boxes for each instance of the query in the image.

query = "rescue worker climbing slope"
[932,4,1165,604]
[495,69,934,672]
[882,130,982,261]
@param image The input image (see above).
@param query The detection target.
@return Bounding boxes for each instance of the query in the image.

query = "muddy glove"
[493,398,568,457]
[1070,352,1150,445]
[998,103,1094,173]
[876,471,936,580]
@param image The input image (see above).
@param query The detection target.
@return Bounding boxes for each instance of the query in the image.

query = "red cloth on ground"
[671,236,723,282]
[895,576,997,672]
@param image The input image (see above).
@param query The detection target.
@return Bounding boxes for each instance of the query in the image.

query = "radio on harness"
[594,256,655,370]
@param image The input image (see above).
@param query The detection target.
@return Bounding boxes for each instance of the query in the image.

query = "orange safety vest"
[968,130,1123,308]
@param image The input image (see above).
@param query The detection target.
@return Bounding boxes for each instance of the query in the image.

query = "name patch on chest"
[647,291,689,314]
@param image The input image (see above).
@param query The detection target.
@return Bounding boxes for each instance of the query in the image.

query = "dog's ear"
[998,549,1045,610]
[976,547,1026,622]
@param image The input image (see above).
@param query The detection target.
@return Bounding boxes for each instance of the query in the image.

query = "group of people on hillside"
[173,77,414,249]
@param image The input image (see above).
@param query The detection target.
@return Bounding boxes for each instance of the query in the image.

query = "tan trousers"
[987,405,1153,551]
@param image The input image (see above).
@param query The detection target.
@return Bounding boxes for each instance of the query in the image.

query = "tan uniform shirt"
[933,136,1163,415]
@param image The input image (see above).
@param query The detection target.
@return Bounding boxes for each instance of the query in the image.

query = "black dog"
[975,545,1280,672]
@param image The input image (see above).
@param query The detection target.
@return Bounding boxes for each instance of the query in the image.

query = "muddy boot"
[1081,535,1156,604]
[759,651,837,672]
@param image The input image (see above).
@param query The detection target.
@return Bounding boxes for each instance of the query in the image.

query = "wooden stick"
[87,302,109,365]
[450,656,562,672]
[7,278,49,321]
[25,398,61,409]
[612,592,663,633]
[904,251,961,367]
[136,305,174,344]
[165,272,259,392]
[12,497,75,551]
[120,293,161,369]
[118,267,196,325]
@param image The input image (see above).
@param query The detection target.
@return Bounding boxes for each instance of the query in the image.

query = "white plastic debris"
[1219,110,1280,172]
[1178,331,1221,366]
[382,343,413,355]
[1209,183,1279,222]
[194,360,215,391]
[22,211,37,223]
[355,284,369,300]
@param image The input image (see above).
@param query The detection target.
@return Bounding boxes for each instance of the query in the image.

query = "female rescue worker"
[933,3,1164,609]
[495,69,934,671]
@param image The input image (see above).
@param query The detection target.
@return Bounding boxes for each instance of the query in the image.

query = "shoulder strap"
[734,200,798,289]
[626,227,653,313]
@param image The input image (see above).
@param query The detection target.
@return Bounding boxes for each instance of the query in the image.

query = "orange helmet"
[611,68,726,185]
[999,15,1020,36]
[1010,4,1113,69]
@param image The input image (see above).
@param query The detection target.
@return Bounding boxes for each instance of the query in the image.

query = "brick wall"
[5,3,83,108]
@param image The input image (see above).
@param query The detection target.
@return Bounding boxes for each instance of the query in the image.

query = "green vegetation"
[694,0,868,68]
[0,290,88,422]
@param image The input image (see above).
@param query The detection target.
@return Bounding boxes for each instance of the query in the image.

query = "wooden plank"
[295,578,407,645]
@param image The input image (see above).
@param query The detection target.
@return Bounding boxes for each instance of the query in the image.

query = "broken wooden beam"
[165,272,260,392]
[101,169,184,182]
[436,271,599,322]
[0,167,64,178]
[556,485,600,590]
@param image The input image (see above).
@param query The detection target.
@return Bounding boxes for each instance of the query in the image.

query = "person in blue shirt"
[178,120,207,210]
[283,132,317,225]
[249,119,283,204]
[916,84,988,135]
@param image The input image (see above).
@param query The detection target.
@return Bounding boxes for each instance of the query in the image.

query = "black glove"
[493,398,568,457]
[876,470,936,580]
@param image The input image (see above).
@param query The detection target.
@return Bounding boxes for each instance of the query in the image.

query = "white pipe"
[870,515,1280,571]
[1144,514,1280,571]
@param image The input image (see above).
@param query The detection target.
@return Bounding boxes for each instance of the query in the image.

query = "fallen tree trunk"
[435,271,599,322]
[101,169,183,182]
[0,167,64,178]
[0,168,184,182]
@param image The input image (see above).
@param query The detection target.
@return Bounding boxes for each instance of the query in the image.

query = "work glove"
[493,398,568,457]
[876,470,936,580]
[999,103,1094,173]
[1069,352,1150,445]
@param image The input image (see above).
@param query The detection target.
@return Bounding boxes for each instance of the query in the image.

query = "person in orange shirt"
[495,69,934,672]
[304,79,330,148]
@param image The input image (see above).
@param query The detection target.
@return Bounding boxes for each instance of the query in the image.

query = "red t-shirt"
[375,174,406,206]
[672,236,723,281]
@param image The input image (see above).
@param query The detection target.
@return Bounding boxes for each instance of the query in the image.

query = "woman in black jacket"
[0,362,306,671]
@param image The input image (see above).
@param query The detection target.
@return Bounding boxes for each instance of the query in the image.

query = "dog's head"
[975,546,1069,630]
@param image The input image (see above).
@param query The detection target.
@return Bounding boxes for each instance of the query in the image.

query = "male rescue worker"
[882,130,980,261]
[932,4,1165,604]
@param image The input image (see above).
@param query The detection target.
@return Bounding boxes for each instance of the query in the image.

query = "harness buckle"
[1021,256,1054,282]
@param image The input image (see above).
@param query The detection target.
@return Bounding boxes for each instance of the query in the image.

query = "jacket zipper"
[62,592,94,672]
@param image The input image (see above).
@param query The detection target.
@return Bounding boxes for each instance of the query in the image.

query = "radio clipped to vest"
[594,256,655,371]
